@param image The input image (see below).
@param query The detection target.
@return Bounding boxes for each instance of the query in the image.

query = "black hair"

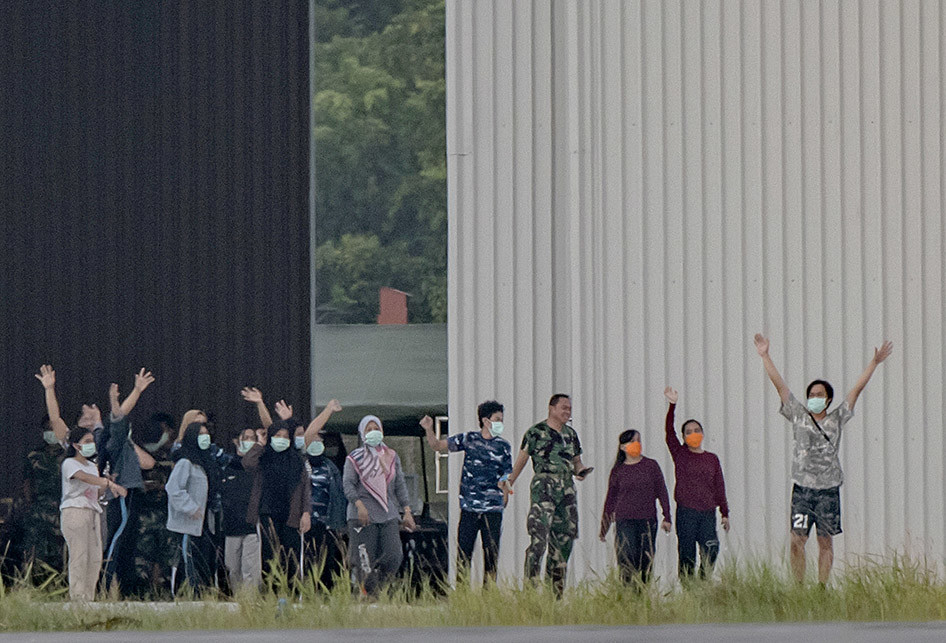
[138,411,175,445]
[806,379,834,404]
[64,426,93,458]
[548,393,571,407]
[477,400,504,427]
[611,429,641,471]
[681,419,704,437]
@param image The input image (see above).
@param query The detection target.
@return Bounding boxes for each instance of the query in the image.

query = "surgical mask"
[239,440,256,455]
[294,436,306,450]
[42,430,59,445]
[364,430,383,448]
[489,421,504,437]
[79,443,97,458]
[143,432,170,453]
[307,440,325,457]
[807,397,828,414]
[197,434,211,450]
[271,437,291,452]
[684,433,703,449]
[623,442,642,458]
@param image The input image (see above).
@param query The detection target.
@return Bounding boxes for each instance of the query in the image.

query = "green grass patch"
[2,553,946,631]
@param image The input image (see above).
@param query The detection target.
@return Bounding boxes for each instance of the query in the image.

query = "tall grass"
[2,553,946,631]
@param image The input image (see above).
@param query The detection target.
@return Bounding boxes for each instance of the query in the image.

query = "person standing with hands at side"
[754,333,893,586]
[507,394,591,597]
[664,386,730,580]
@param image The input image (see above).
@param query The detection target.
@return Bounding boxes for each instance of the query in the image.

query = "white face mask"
[43,430,59,445]
[238,440,256,455]
[489,421,504,437]
[294,436,306,450]
[143,432,170,453]
[271,437,291,452]
[807,397,828,414]
[306,440,325,457]
[79,443,97,458]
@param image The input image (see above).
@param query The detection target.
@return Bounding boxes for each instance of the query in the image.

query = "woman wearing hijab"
[343,415,415,596]
[165,421,219,592]
[242,417,311,581]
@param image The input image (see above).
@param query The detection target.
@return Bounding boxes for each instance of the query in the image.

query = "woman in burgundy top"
[599,429,671,585]
[663,386,730,580]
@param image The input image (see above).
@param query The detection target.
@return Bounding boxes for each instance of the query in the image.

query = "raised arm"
[304,399,342,446]
[117,368,155,418]
[846,341,893,410]
[35,365,69,441]
[754,334,790,404]
[664,387,684,455]
[241,387,273,429]
[420,415,448,452]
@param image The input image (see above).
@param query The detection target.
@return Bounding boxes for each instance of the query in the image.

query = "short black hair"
[477,400,504,426]
[548,393,570,407]
[681,419,703,437]
[806,379,834,402]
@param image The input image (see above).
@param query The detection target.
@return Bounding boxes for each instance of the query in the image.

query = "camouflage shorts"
[790,484,841,537]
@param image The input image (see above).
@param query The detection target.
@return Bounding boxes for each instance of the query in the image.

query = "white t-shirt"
[60,458,102,513]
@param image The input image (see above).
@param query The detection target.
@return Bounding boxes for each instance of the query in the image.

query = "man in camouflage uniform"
[508,394,591,596]
[15,417,65,574]
[134,413,178,596]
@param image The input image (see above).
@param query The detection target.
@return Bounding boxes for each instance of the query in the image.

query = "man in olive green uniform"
[508,394,590,596]
[15,418,65,574]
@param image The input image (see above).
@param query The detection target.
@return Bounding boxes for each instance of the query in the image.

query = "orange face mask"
[623,442,642,458]
[684,432,703,449]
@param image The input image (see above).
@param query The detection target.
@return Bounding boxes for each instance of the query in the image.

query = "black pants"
[457,510,503,581]
[259,515,302,581]
[615,518,657,585]
[104,488,141,597]
[675,505,718,579]
[303,521,343,589]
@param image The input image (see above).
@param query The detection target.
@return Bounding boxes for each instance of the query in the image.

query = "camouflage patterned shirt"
[520,421,582,479]
[447,431,512,513]
[780,393,853,489]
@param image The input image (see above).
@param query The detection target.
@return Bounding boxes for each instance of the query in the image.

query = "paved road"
[5,623,946,642]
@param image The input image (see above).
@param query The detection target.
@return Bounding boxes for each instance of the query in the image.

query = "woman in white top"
[60,426,127,601]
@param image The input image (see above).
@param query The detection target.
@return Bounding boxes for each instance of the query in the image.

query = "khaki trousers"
[60,507,103,602]
[225,531,262,591]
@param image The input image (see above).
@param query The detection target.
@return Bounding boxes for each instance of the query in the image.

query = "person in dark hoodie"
[98,369,157,597]
[165,422,220,592]
[221,428,262,592]
[301,400,346,588]
[242,412,311,582]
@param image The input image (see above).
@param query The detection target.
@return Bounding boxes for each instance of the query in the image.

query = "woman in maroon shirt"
[663,386,730,580]
[599,429,671,585]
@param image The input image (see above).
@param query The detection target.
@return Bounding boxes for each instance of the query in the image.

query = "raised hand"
[241,387,264,404]
[255,428,268,446]
[327,399,343,413]
[274,400,293,420]
[873,341,894,365]
[753,333,770,357]
[34,364,56,389]
[662,520,672,533]
[664,386,678,405]
[419,415,434,432]
[133,368,155,392]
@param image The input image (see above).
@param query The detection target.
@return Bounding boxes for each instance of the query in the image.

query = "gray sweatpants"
[347,518,402,595]
[225,531,261,591]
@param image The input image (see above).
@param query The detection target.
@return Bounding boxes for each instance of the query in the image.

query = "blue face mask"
[238,440,256,455]
[489,421,504,437]
[306,440,325,457]
[294,436,306,450]
[271,437,291,452]
[807,397,828,414]
[43,430,59,445]
[364,430,383,448]
[79,442,97,458]
[197,434,211,450]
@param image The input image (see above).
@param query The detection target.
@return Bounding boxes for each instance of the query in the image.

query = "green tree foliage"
[314,0,445,323]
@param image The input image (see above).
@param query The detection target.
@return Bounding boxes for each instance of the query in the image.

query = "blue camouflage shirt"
[447,431,512,513]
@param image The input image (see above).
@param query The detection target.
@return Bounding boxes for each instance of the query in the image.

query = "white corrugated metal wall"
[446,0,944,587]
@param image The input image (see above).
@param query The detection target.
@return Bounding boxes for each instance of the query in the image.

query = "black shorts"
[790,484,841,537]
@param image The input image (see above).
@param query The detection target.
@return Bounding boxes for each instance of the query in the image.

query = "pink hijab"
[346,415,396,512]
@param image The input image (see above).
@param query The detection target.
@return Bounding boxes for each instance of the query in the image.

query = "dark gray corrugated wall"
[0,1,310,498]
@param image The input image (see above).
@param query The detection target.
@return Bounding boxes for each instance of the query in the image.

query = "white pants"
[225,530,261,591]
[60,507,103,602]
